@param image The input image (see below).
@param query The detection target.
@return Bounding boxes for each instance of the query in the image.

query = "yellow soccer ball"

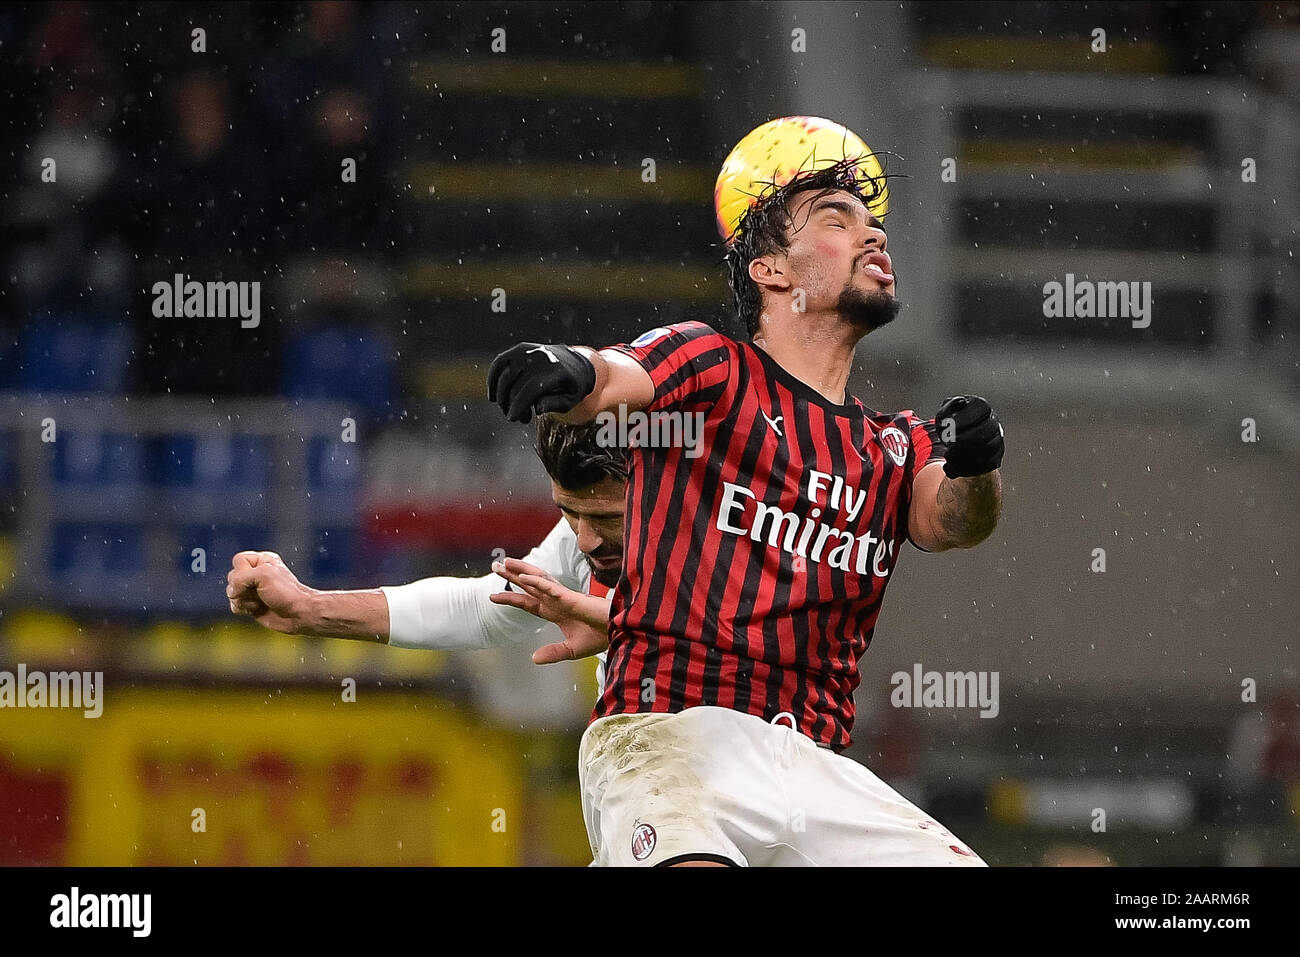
[713,115,889,245]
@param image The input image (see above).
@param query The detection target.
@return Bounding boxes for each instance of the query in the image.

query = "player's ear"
[748,255,790,293]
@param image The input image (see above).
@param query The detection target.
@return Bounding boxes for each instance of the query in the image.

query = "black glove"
[487,342,597,423]
[934,395,1004,479]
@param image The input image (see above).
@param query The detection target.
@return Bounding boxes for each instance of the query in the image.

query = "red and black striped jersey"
[594,321,948,751]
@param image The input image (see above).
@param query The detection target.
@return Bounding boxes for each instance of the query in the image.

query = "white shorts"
[578,706,986,867]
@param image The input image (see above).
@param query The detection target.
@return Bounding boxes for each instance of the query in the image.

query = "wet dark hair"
[722,153,893,339]
[534,416,629,490]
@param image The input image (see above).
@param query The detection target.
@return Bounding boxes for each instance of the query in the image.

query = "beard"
[836,279,901,333]
[585,551,623,588]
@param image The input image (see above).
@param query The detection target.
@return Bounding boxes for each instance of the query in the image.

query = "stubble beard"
[586,555,622,588]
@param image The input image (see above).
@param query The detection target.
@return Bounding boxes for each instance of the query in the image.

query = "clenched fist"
[487,342,597,423]
[226,550,316,634]
[933,395,1004,479]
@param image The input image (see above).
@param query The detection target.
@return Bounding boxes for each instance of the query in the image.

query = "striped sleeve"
[905,409,948,474]
[605,321,733,413]
[899,409,948,552]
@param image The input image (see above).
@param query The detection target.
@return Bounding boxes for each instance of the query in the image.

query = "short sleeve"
[898,410,948,553]
[904,410,948,476]
[605,321,733,413]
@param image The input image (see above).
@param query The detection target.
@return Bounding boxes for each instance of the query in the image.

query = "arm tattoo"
[935,471,1002,548]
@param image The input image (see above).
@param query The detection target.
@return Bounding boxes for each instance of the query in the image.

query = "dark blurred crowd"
[2,1,1296,398]
[1,1,403,396]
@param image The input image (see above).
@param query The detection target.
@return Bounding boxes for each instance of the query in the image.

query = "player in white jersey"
[225,418,623,684]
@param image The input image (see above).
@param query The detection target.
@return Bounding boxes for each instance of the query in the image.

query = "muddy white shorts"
[578,706,986,867]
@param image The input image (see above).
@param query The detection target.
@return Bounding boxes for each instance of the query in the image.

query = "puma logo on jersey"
[526,345,559,363]
[762,412,784,437]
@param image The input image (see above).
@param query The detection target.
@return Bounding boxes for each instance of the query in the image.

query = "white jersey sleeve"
[381,518,585,651]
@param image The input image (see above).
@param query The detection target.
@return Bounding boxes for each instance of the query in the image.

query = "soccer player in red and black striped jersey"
[489,126,1004,866]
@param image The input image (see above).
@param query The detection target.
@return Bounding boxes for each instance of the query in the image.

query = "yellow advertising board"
[0,689,524,866]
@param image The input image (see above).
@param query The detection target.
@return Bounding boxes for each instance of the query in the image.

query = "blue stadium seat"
[310,525,359,582]
[47,432,148,522]
[21,316,132,394]
[284,326,395,415]
[0,433,15,491]
[50,431,144,486]
[0,329,18,389]
[177,523,272,576]
[150,434,271,489]
[307,436,360,491]
[49,523,143,575]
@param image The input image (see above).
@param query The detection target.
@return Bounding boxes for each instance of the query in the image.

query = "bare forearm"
[300,589,390,642]
[552,346,653,422]
[934,471,1002,548]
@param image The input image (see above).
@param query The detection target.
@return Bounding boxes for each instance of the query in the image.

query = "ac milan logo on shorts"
[630,822,657,861]
[879,427,909,467]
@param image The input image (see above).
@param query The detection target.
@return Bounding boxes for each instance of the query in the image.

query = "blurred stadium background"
[1,0,1297,866]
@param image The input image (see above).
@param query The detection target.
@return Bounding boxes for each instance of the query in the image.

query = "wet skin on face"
[778,189,900,331]
[552,476,626,587]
